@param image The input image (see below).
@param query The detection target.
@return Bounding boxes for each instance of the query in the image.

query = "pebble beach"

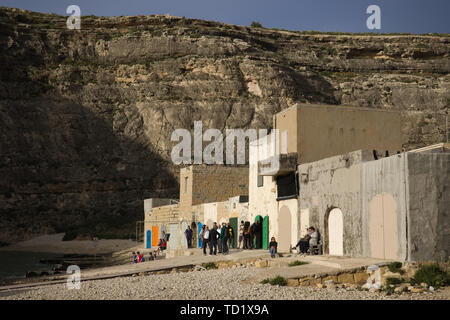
[1,265,449,300]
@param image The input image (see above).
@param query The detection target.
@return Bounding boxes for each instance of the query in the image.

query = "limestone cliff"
[0,8,449,243]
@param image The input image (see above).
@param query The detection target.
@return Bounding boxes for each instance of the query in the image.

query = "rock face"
[0,8,449,243]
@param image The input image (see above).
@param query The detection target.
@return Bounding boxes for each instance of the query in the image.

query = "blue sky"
[1,0,449,33]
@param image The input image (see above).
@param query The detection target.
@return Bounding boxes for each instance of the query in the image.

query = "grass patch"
[388,261,405,275]
[385,277,403,286]
[288,260,309,267]
[260,276,287,286]
[202,262,218,270]
[411,264,450,288]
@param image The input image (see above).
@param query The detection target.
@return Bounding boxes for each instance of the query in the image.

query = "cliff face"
[0,8,449,243]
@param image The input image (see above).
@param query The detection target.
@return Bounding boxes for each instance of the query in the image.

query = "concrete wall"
[297,104,402,165]
[298,147,448,261]
[361,153,409,261]
[407,152,450,261]
[298,150,371,257]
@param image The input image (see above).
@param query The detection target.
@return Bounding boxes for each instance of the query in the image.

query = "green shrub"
[288,260,309,267]
[412,264,449,288]
[269,276,287,286]
[250,21,263,28]
[385,277,403,286]
[388,261,404,274]
[261,276,287,286]
[202,262,218,270]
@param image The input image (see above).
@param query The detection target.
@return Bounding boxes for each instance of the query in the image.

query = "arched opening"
[328,208,344,256]
[278,206,292,252]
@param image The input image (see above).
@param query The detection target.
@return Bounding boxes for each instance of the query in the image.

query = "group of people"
[134,224,320,263]
[132,233,168,263]
[238,220,263,250]
[199,222,234,256]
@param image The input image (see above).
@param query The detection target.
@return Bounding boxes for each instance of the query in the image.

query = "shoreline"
[0,233,139,255]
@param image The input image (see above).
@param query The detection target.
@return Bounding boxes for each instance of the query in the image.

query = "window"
[276,172,298,200]
[257,175,264,187]
[184,177,188,193]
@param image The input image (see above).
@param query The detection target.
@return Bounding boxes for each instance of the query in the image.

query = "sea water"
[0,251,61,280]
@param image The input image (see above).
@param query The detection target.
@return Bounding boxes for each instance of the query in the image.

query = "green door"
[263,216,269,250]
[229,217,238,248]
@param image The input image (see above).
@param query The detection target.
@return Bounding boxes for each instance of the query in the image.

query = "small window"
[184,177,188,193]
[257,175,264,187]
[276,172,298,201]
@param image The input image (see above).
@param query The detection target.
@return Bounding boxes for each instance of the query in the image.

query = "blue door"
[198,222,203,248]
[146,230,152,249]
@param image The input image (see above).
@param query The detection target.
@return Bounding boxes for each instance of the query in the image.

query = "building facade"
[298,143,449,261]
[248,103,402,252]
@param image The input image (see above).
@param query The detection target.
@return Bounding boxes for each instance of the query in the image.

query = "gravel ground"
[1,266,449,300]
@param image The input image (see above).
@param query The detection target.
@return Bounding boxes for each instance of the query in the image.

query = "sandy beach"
[0,233,138,255]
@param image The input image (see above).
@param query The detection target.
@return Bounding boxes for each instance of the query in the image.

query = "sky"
[0,0,449,34]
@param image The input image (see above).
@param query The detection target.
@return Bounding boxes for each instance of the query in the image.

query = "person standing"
[184,226,193,248]
[243,221,250,249]
[227,222,234,249]
[220,223,229,254]
[209,224,219,255]
[238,221,244,249]
[217,223,223,253]
[250,222,256,249]
[201,225,209,256]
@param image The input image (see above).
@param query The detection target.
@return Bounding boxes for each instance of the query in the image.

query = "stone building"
[297,143,449,261]
[248,103,402,252]
[144,165,249,252]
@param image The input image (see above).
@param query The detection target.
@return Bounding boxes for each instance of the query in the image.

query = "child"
[132,251,138,263]
[269,237,278,258]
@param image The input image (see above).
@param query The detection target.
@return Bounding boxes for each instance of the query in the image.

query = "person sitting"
[132,251,138,263]
[156,238,167,255]
[294,229,312,254]
[269,237,278,258]
[137,251,143,263]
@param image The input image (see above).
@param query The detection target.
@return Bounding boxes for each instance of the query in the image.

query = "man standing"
[238,221,244,249]
[184,226,193,248]
[217,223,223,253]
[209,223,219,255]
[202,226,209,256]
[227,222,234,249]
[220,222,229,254]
